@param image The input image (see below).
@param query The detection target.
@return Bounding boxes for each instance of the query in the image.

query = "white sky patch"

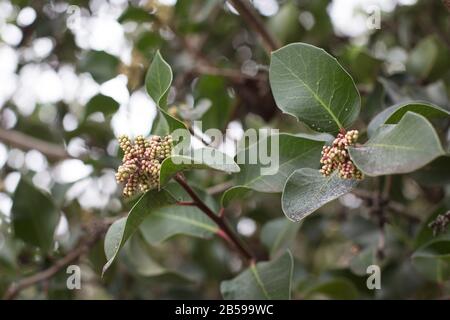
[111,89,156,137]
[7,149,25,169]
[0,144,7,169]
[78,185,110,209]
[25,150,48,172]
[253,0,279,16]
[0,45,19,108]
[328,0,417,38]
[62,113,79,132]
[0,193,12,218]
[32,37,54,59]
[100,74,130,105]
[1,24,22,46]
[55,214,69,239]
[4,172,20,193]
[52,159,93,183]
[67,137,88,157]
[158,0,178,5]
[237,217,257,237]
[0,45,18,74]
[17,7,37,27]
[12,63,65,115]
[33,170,53,192]
[2,108,17,129]
[98,170,118,195]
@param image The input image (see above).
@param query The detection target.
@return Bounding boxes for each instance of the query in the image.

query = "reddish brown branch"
[174,173,254,262]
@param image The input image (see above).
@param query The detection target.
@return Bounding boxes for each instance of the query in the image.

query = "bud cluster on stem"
[320,129,363,180]
[115,134,173,197]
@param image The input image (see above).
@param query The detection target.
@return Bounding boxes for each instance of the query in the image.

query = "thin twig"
[228,0,280,53]
[0,127,72,161]
[3,221,109,300]
[174,173,254,262]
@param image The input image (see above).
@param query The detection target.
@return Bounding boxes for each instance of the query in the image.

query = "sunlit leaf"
[282,168,358,222]
[270,43,360,132]
[349,112,445,176]
[221,133,324,207]
[220,251,293,300]
[368,101,450,137]
[102,189,176,275]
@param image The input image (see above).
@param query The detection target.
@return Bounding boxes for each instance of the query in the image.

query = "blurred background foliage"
[0,0,449,299]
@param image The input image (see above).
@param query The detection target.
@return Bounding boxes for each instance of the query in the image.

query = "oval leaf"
[368,101,450,137]
[102,189,176,275]
[221,133,324,206]
[140,206,218,245]
[220,251,293,300]
[349,112,445,176]
[261,218,301,259]
[282,168,358,222]
[145,50,172,109]
[269,43,360,132]
[11,178,59,251]
[145,50,186,135]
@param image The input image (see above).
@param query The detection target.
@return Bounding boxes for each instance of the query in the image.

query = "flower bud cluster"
[319,130,363,180]
[115,134,173,197]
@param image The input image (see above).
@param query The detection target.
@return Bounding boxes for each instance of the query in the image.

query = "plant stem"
[174,173,255,263]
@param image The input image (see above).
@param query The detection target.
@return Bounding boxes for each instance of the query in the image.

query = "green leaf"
[221,133,324,207]
[282,168,358,222]
[11,178,59,251]
[145,50,172,109]
[261,218,300,259]
[411,156,450,187]
[303,278,358,299]
[102,189,176,275]
[118,6,155,23]
[84,94,119,120]
[349,246,377,276]
[150,108,186,136]
[140,206,218,245]
[339,45,382,85]
[159,148,240,187]
[406,35,450,82]
[194,75,232,131]
[412,237,450,283]
[124,235,192,282]
[140,183,218,244]
[269,42,360,132]
[349,112,445,176]
[220,251,293,300]
[78,50,119,84]
[368,101,450,137]
[145,50,186,136]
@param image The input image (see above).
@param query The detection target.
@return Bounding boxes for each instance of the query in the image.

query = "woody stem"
[174,173,255,263]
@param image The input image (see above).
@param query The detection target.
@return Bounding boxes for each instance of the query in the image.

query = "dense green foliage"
[1,0,450,300]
